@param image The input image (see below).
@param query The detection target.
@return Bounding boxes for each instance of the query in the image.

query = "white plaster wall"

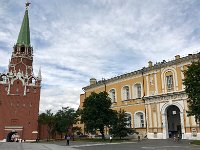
[148,105,152,128]
[147,133,163,139]
[185,133,200,140]
[157,104,161,127]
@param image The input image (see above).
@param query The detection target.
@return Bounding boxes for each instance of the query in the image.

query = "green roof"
[17,9,30,46]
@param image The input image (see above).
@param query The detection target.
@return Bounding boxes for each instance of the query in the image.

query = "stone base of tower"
[0,125,38,142]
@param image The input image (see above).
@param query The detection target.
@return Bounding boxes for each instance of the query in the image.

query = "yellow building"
[79,53,200,140]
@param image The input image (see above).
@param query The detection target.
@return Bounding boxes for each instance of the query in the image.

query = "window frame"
[166,75,174,92]
[122,85,131,100]
[134,83,142,99]
[134,111,145,128]
[125,112,132,128]
[109,88,117,103]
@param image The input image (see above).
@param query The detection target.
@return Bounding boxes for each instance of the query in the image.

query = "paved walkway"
[0,139,200,150]
[0,142,78,150]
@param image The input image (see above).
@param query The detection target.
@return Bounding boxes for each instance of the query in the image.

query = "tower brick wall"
[0,2,41,141]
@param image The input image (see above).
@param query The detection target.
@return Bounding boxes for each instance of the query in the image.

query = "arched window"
[125,113,132,128]
[161,68,178,93]
[2,76,7,82]
[122,86,130,100]
[134,112,145,128]
[0,75,7,83]
[165,70,174,92]
[20,46,25,54]
[109,89,116,103]
[28,47,32,55]
[134,83,142,98]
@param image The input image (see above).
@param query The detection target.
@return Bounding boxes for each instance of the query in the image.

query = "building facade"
[0,3,41,141]
[79,53,200,140]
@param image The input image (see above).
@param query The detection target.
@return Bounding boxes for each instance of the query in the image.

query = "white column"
[153,111,157,128]
[145,105,149,133]
[180,66,185,90]
[184,100,190,127]
[146,76,149,96]
[148,104,152,128]
[154,73,158,94]
[157,104,161,127]
[162,113,168,139]
[161,70,165,93]
[191,116,196,127]
[180,112,186,139]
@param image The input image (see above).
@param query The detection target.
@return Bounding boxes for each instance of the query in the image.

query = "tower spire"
[37,67,42,81]
[17,1,31,46]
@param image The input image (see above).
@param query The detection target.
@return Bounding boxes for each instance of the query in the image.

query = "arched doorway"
[166,105,181,139]
[6,132,18,142]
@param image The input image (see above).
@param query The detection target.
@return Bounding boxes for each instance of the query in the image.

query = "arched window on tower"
[20,46,25,54]
[122,86,130,100]
[134,112,145,128]
[134,83,142,99]
[28,76,36,85]
[109,89,116,103]
[28,47,32,55]
[0,75,7,83]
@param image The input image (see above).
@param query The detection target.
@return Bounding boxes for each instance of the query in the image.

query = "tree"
[71,126,82,140]
[183,60,200,124]
[38,109,55,141]
[110,109,135,139]
[81,92,117,139]
[54,107,78,138]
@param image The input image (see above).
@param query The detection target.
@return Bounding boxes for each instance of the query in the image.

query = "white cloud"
[0,0,200,113]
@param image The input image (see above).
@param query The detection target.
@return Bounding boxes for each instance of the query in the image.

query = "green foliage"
[110,109,135,139]
[183,60,200,123]
[55,107,78,135]
[38,107,78,140]
[81,92,117,139]
[38,109,55,140]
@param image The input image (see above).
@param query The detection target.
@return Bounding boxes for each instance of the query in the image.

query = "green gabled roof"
[17,9,30,46]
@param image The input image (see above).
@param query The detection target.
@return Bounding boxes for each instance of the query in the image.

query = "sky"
[0,0,200,113]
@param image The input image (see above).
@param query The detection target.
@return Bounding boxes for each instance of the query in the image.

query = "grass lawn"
[191,140,200,145]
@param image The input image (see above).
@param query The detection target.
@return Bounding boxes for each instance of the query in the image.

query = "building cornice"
[83,53,200,91]
[143,91,188,104]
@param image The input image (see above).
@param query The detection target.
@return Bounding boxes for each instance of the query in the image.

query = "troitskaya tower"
[0,1,41,141]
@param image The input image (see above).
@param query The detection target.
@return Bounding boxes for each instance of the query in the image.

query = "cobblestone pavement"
[0,139,200,150]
